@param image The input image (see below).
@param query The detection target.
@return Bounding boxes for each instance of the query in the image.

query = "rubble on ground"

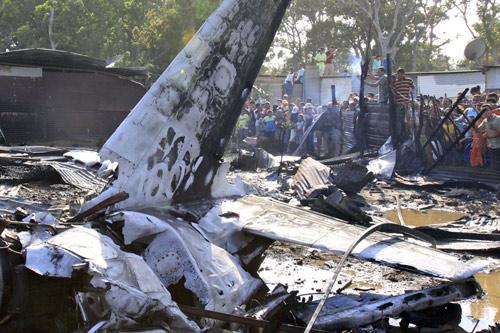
[0,141,497,332]
[0,0,497,332]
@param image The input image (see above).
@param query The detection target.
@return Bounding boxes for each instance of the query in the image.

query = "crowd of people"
[424,88,500,171]
[235,66,500,171]
[235,93,361,158]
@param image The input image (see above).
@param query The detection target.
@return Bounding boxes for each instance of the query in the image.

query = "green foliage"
[473,0,500,64]
[0,0,222,74]
[269,0,458,74]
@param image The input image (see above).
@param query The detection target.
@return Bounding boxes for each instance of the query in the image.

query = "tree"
[269,0,457,74]
[474,0,500,64]
[349,0,419,61]
[454,0,500,65]
[0,0,222,74]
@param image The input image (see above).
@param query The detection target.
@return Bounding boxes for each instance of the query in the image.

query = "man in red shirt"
[324,47,334,75]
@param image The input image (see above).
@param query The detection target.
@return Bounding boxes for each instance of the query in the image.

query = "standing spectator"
[262,110,277,139]
[470,85,481,96]
[486,93,499,115]
[295,114,305,143]
[442,98,452,111]
[364,67,389,104]
[255,102,264,137]
[288,112,304,153]
[371,55,382,74]
[314,48,326,75]
[236,110,249,143]
[288,103,299,147]
[460,108,477,166]
[304,103,315,154]
[284,70,294,97]
[392,68,414,139]
[479,105,500,170]
[275,102,286,142]
[471,105,490,167]
[324,47,335,75]
[248,101,256,136]
[295,64,305,84]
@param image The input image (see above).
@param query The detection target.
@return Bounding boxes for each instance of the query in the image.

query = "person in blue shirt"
[262,110,276,138]
[459,107,478,166]
[295,64,305,84]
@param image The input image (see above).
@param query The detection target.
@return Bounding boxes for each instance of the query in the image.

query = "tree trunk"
[48,7,57,49]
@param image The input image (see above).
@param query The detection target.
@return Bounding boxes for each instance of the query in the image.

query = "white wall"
[486,67,500,91]
[254,75,284,102]
[0,65,42,78]
[417,71,485,98]
[255,69,497,106]
[320,77,351,104]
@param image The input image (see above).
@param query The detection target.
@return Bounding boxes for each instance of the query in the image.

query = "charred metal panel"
[0,48,149,77]
[229,195,487,280]
[0,67,146,144]
[99,0,292,208]
[293,279,480,330]
[365,104,391,148]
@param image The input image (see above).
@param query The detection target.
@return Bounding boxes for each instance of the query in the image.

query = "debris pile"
[0,0,497,332]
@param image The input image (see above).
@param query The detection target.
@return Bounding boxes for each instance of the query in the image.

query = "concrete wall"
[254,75,303,102]
[486,67,500,91]
[255,69,493,105]
[254,75,284,101]
[304,65,321,104]
[416,71,485,98]
[320,76,377,105]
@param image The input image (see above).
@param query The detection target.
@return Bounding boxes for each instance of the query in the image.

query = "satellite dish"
[464,38,486,61]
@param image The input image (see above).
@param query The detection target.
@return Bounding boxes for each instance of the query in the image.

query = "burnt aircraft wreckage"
[0,0,491,332]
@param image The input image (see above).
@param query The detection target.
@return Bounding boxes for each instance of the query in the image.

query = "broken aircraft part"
[0,0,496,331]
[293,279,480,330]
[225,195,487,280]
[97,0,292,209]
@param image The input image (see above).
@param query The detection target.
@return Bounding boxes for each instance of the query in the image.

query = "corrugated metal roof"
[292,158,332,199]
[0,48,149,77]
[47,162,107,190]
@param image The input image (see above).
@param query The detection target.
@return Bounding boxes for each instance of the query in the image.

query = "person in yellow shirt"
[315,48,326,75]
[236,110,250,143]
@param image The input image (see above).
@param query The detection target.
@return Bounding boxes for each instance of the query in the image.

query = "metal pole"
[423,107,488,174]
[422,88,468,151]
